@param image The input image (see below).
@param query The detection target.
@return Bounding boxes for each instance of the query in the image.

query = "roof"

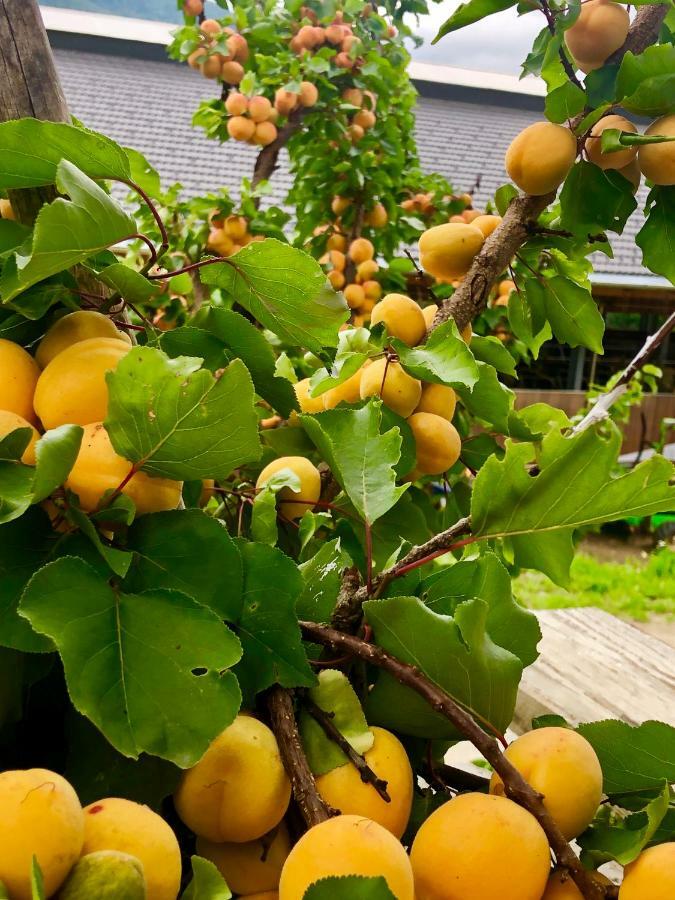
[43,9,668,287]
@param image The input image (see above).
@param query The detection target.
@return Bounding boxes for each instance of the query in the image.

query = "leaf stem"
[123,179,169,271]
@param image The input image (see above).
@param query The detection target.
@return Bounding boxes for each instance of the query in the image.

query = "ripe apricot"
[279,815,414,900]
[349,238,374,264]
[360,358,421,418]
[328,270,346,290]
[408,412,461,475]
[293,378,325,414]
[222,60,245,85]
[82,798,180,900]
[187,48,205,69]
[414,383,456,421]
[66,422,182,515]
[183,0,204,14]
[356,259,379,280]
[565,0,629,72]
[499,279,516,296]
[254,122,278,146]
[638,114,675,185]
[327,232,347,252]
[472,214,502,237]
[366,203,388,227]
[370,294,426,346]
[325,23,346,44]
[422,304,438,330]
[201,55,224,79]
[490,727,602,840]
[585,114,637,170]
[227,33,249,63]
[0,198,14,219]
[299,81,319,107]
[462,208,482,223]
[618,157,641,191]
[363,280,382,301]
[329,249,346,272]
[353,109,376,131]
[208,227,235,255]
[256,456,321,520]
[0,768,84,900]
[33,337,129,430]
[619,843,675,900]
[249,96,273,123]
[449,213,465,223]
[542,868,611,899]
[224,215,248,240]
[36,310,131,369]
[275,89,298,116]
[197,824,290,895]
[344,284,365,309]
[418,223,484,280]
[175,715,291,842]
[315,727,413,838]
[0,339,40,424]
[341,87,363,106]
[296,25,318,49]
[0,410,39,464]
[331,196,351,216]
[227,116,256,142]
[410,792,550,900]
[322,366,367,409]
[347,122,364,141]
[200,19,221,37]
[505,122,577,195]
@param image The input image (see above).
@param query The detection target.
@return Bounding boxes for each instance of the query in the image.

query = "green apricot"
[57,851,146,899]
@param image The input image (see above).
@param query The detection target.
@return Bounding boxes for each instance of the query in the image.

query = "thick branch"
[300,622,614,900]
[267,686,335,828]
[252,107,309,191]
[606,2,670,63]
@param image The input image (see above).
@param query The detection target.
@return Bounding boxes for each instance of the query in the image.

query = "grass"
[515,547,675,621]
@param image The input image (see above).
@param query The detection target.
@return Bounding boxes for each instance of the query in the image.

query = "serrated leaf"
[393,320,479,388]
[20,556,242,765]
[106,347,261,480]
[183,857,232,900]
[536,275,604,353]
[577,720,675,794]
[303,876,396,900]
[616,46,675,116]
[434,0,517,40]
[297,539,346,623]
[560,161,637,235]
[637,186,675,285]
[364,595,522,739]
[301,402,408,524]
[200,240,349,354]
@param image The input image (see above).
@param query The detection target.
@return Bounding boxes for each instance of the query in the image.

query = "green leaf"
[455,363,537,439]
[65,506,133,579]
[124,509,242,621]
[183,857,232,900]
[472,424,675,585]
[250,486,281,546]
[32,425,84,502]
[20,556,242,766]
[364,596,522,740]
[297,540,346,623]
[469,335,517,377]
[0,119,130,189]
[560,161,637,235]
[31,858,45,900]
[158,327,230,372]
[533,276,604,353]
[434,0,517,40]
[303,876,396,900]
[577,720,675,794]
[545,81,586,124]
[0,219,30,253]
[600,129,675,152]
[1,161,135,302]
[105,347,262,480]
[200,240,349,354]
[309,327,380,397]
[96,263,161,304]
[301,402,408,524]
[393,320,479,388]
[637,187,675,285]
[616,46,675,116]
[494,183,518,216]
[125,147,162,198]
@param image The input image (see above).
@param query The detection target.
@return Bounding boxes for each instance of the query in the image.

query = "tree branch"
[266,686,336,828]
[606,2,671,63]
[252,107,309,191]
[299,622,614,900]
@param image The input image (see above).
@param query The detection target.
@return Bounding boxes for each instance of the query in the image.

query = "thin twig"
[539,0,585,91]
[123,179,169,271]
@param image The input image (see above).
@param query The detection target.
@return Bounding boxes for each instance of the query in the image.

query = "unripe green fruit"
[168,272,193,295]
[58,851,146,899]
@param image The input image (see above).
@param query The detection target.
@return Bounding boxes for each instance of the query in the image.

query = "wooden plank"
[513,608,675,732]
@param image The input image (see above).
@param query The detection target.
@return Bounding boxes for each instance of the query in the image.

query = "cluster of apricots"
[225,82,318,146]
[321,236,382,322]
[340,87,377,142]
[288,9,365,69]
[186,19,249,86]
[5,724,673,898]
[0,311,183,522]
[207,212,264,257]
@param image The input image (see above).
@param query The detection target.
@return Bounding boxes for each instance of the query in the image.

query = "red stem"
[392,536,477,578]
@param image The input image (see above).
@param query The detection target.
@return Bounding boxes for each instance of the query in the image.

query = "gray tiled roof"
[53,46,649,281]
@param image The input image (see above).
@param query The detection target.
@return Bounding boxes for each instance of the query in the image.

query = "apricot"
[366,202,388,227]
[638,114,675,185]
[59,851,146,900]
[225,92,248,116]
[505,122,577,195]
[360,358,421,418]
[363,280,382,301]
[293,378,325,415]
[0,198,14,219]
[422,304,438,330]
[0,339,40,425]
[347,123,364,141]
[462,208,482,223]
[0,410,39,464]
[187,48,205,69]
[328,269,346,290]
[472,214,502,237]
[370,294,426,346]
[410,793,550,900]
[227,34,249,63]
[489,727,602,840]
[354,109,376,131]
[408,412,461,475]
[82,798,180,900]
[565,0,629,73]
[585,114,638,170]
[278,815,414,900]
[201,55,224,79]
[322,366,366,409]
[327,232,347,252]
[66,422,182,515]
[499,279,516,296]
[208,227,235,256]
[331,196,351,216]
[249,96,273,122]
[275,89,298,116]
[349,238,375,264]
[356,259,379,281]
[227,115,256,142]
[329,249,346,271]
[0,768,84,900]
[36,310,131,369]
[183,0,204,14]
[414,383,456,421]
[619,843,675,900]
[196,824,290,895]
[297,81,318,107]
[418,223,484,280]
[315,727,413,838]
[223,215,248,240]
[254,122,278,146]
[200,19,221,37]
[222,60,245,84]
[342,88,363,106]
[256,456,321,520]
[175,715,291,842]
[542,868,610,899]
[617,157,641,191]
[33,337,129,430]
[344,284,366,309]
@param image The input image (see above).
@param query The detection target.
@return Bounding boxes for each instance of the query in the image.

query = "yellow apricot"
[294,378,325,414]
[0,198,14,219]
[328,269,346,290]
[565,0,629,73]
[36,310,131,369]
[227,116,256,142]
[370,294,426,346]
[175,715,291,843]
[82,798,180,900]
[585,114,638,170]
[326,232,347,252]
[410,792,550,900]
[0,768,84,900]
[348,238,375,264]
[462,208,482,223]
[0,339,40,425]
[490,727,602,840]
[471,214,502,238]
[360,358,421,418]
[342,87,363,107]
[619,843,675,900]
[223,215,248,240]
[354,109,376,131]
[279,815,414,900]
[65,422,182,515]
[408,412,461,476]
[299,81,319,107]
[222,60,245,85]
[363,280,382,301]
[418,223,484,280]
[256,456,322,520]
[225,92,248,116]
[315,727,413,838]
[0,409,39,464]
[330,249,347,272]
[254,122,278,147]
[356,259,379,281]
[499,279,516,296]
[414,383,456,421]
[366,203,388,227]
[422,304,438,330]
[197,824,290,895]
[344,283,366,309]
[33,337,129,430]
[617,157,641,191]
[322,366,366,409]
[208,228,235,256]
[542,868,611,899]
[638,114,675,185]
[505,122,577,195]
[331,196,351,216]
[249,96,273,122]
